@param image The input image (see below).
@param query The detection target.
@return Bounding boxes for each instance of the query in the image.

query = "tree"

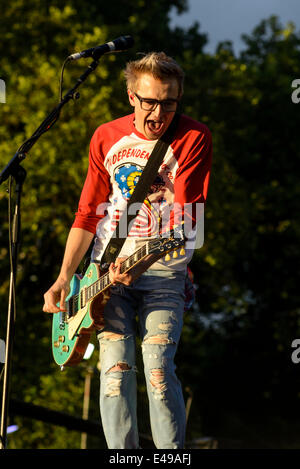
[176,16,300,447]
[0,0,207,449]
[1,0,299,448]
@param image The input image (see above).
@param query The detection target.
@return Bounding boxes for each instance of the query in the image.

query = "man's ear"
[127,89,135,107]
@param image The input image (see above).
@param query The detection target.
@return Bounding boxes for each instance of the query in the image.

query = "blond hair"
[124,52,184,97]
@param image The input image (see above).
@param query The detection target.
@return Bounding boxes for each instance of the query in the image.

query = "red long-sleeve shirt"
[72,113,212,270]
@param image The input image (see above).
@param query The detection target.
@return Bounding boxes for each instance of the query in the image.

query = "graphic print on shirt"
[112,162,173,237]
[74,114,212,266]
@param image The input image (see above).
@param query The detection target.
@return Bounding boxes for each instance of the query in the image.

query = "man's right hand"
[42,227,94,314]
[43,277,70,314]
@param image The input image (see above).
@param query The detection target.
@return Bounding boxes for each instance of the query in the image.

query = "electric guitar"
[52,229,185,368]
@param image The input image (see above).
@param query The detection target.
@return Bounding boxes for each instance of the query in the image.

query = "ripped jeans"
[97,269,187,449]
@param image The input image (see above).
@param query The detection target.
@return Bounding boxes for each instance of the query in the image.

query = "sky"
[170,0,300,55]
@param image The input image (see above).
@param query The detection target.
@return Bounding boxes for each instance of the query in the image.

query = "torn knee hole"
[106,362,131,373]
[105,377,121,397]
[143,334,174,345]
[150,368,167,392]
[102,331,125,341]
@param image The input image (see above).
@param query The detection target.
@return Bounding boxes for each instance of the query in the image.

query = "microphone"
[68,35,134,61]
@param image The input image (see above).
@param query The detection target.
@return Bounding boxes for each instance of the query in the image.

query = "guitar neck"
[85,243,149,303]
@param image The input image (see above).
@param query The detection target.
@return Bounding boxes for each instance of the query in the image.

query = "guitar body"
[51,228,185,368]
[52,263,107,367]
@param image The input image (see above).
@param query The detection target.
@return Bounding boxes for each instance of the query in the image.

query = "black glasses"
[134,92,179,112]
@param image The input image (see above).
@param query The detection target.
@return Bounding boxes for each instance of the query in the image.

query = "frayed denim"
[97,269,187,449]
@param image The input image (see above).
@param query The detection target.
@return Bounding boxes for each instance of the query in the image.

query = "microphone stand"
[0,56,102,450]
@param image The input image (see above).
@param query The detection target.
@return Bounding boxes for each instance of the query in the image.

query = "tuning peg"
[180,247,185,256]
[173,250,178,258]
[165,253,171,261]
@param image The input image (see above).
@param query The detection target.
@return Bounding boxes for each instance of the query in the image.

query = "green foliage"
[179,15,300,447]
[1,1,300,449]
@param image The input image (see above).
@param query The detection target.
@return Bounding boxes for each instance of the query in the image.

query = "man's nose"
[152,103,164,118]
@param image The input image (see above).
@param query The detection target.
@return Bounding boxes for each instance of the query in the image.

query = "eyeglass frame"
[133,92,179,112]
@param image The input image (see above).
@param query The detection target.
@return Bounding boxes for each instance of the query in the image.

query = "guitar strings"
[70,244,148,310]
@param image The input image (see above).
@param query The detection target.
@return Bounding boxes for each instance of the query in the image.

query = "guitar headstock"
[147,226,185,259]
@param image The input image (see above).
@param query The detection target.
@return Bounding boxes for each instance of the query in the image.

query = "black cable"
[59,57,71,102]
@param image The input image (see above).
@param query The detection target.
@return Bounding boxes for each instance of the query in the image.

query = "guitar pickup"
[80,287,87,308]
[59,298,74,329]
[59,311,67,330]
[68,297,75,318]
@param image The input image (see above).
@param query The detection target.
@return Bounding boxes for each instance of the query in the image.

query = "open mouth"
[147,120,164,135]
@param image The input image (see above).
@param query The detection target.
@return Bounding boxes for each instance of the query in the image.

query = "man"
[43,52,212,449]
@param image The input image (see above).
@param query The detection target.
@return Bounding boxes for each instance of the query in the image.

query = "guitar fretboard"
[85,243,148,303]
[68,230,183,314]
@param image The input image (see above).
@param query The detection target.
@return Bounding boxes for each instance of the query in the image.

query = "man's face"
[128,74,180,140]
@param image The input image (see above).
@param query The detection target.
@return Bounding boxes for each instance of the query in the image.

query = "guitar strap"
[100,112,181,268]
